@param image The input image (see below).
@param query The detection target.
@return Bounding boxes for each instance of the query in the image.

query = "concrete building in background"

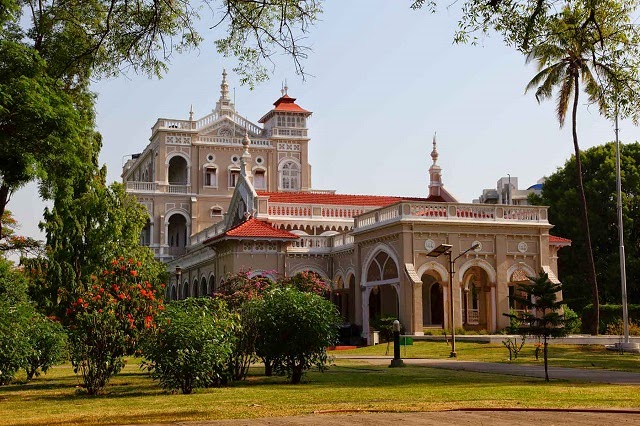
[122,71,570,343]
[475,176,545,205]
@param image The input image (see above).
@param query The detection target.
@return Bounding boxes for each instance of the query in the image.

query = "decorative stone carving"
[424,239,436,251]
[518,241,528,253]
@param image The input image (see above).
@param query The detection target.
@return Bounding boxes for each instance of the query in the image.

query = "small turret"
[240,130,252,180]
[429,134,442,198]
[215,69,235,113]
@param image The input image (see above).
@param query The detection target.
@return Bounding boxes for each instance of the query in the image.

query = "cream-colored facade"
[123,72,570,342]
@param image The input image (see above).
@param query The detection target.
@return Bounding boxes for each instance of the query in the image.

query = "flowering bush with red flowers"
[66,257,165,395]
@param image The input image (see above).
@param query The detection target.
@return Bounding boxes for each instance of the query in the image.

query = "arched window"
[204,166,217,187]
[280,161,300,191]
[210,206,223,218]
[254,169,266,190]
[168,156,188,185]
[208,275,215,294]
[228,167,240,188]
[167,213,188,256]
[366,251,398,282]
[182,281,189,299]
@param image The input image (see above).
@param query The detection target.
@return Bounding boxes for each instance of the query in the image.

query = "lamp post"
[175,265,182,300]
[427,243,480,357]
[389,319,405,367]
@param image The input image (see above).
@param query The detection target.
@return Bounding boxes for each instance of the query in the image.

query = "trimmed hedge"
[581,304,640,334]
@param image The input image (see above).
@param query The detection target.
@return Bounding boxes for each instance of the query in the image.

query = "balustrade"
[168,185,189,194]
[354,201,548,229]
[197,136,272,147]
[126,181,156,192]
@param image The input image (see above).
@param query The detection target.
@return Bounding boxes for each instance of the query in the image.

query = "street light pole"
[427,243,479,358]
[615,114,630,345]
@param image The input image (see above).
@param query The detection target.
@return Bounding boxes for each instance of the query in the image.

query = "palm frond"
[556,73,575,127]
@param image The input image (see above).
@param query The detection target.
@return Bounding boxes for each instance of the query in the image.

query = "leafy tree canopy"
[531,142,640,309]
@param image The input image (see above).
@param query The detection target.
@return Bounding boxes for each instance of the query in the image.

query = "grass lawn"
[2,356,640,426]
[337,341,640,372]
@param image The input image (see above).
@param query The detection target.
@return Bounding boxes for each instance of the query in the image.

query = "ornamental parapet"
[125,182,190,194]
[353,201,549,232]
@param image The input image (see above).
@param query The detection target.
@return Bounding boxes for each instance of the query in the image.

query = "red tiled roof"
[257,191,429,206]
[549,235,572,244]
[258,95,311,122]
[205,218,298,244]
[272,94,310,113]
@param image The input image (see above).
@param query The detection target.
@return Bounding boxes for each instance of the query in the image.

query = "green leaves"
[141,298,238,394]
[250,287,341,384]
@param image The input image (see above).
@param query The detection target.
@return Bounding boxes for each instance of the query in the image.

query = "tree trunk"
[572,73,600,335]
[263,358,273,377]
[291,365,303,384]
[543,335,549,382]
[0,184,10,240]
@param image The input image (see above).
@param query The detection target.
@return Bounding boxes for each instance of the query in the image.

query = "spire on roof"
[220,69,229,101]
[431,133,439,165]
[189,104,194,121]
[428,133,443,199]
[215,69,235,113]
[240,129,252,179]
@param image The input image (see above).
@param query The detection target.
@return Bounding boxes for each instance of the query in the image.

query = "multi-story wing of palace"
[122,71,571,343]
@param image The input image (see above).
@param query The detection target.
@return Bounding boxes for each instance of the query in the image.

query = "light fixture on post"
[427,243,479,357]
[175,265,182,299]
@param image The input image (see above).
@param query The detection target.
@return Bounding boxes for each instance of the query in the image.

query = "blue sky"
[9,1,629,243]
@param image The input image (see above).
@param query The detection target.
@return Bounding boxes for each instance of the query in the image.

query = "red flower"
[130,270,138,277]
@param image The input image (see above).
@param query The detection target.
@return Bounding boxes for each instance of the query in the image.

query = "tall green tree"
[34,168,165,316]
[523,4,636,334]
[506,272,567,382]
[531,142,640,311]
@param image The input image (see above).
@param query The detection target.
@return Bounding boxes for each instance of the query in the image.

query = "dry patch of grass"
[2,357,640,425]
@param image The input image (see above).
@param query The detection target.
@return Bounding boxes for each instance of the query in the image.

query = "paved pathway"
[336,355,640,384]
[133,410,640,425]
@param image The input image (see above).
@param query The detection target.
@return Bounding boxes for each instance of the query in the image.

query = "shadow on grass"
[20,409,207,426]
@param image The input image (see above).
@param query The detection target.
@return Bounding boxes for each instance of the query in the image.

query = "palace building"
[122,71,570,342]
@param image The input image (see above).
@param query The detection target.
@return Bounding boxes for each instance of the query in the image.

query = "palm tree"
[525,10,616,335]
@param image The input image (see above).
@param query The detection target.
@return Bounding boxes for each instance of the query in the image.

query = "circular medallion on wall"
[424,239,436,252]
[256,156,264,165]
[518,241,528,253]
[231,154,240,163]
[472,240,482,252]
[206,153,215,162]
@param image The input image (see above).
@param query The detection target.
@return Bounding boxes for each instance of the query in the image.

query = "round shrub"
[142,298,238,394]
[24,315,67,381]
[251,287,341,384]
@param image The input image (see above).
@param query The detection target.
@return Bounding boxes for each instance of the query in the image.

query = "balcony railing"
[126,181,157,192]
[151,119,196,134]
[287,233,355,254]
[168,185,189,194]
[354,201,548,230]
[269,127,308,138]
[196,111,262,136]
[190,221,228,245]
[197,136,272,147]
[267,203,370,221]
[125,181,191,195]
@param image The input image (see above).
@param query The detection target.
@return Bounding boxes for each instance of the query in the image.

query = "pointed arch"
[507,262,536,282]
[457,258,496,284]
[416,261,449,283]
[289,265,330,282]
[248,269,278,281]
